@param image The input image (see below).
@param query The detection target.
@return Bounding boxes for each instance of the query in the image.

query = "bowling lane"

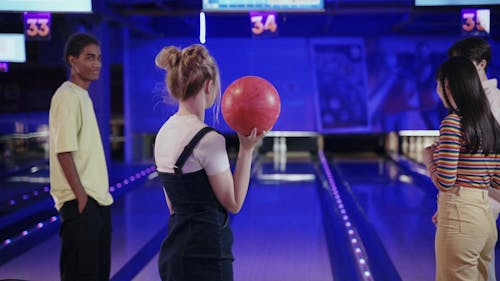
[0,162,153,214]
[133,159,336,281]
[231,161,334,281]
[0,161,49,198]
[0,162,157,260]
[0,168,167,281]
[0,161,51,215]
[0,158,337,281]
[330,154,438,281]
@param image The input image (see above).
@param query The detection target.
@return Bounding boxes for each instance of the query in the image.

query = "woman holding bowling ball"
[153,44,265,281]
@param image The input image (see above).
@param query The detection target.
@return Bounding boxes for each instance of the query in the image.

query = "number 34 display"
[250,11,278,37]
[24,12,51,41]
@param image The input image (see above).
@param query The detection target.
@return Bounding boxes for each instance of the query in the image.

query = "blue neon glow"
[200,12,206,44]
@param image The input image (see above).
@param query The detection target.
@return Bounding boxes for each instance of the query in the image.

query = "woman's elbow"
[225,203,242,214]
[214,192,242,214]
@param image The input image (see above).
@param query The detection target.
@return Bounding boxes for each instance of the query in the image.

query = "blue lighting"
[199,12,206,44]
[0,166,156,252]
[320,151,374,281]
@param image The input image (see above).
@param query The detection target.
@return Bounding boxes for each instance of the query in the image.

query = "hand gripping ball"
[221,76,281,135]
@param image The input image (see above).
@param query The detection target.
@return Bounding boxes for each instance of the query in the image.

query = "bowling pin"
[401,135,408,156]
[273,137,279,170]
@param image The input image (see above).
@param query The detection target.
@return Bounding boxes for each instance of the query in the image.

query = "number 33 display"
[24,12,51,41]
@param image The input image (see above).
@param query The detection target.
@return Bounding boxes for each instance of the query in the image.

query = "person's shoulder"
[482,78,498,90]
[443,113,460,121]
[52,81,79,102]
[441,113,461,128]
[55,81,72,93]
[200,127,225,144]
[195,127,226,160]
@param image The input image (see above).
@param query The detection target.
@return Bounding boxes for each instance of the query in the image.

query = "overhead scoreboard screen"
[0,0,92,12]
[0,34,26,62]
[203,0,324,11]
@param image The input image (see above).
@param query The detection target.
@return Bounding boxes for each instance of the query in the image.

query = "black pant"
[59,197,111,281]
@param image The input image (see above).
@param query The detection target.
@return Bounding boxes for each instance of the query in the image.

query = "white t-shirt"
[483,78,500,214]
[483,78,500,124]
[154,114,230,176]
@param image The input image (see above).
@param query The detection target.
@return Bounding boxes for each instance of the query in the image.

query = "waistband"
[440,186,489,199]
[173,204,224,215]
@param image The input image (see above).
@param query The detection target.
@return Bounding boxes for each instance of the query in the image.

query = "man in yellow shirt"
[49,32,113,281]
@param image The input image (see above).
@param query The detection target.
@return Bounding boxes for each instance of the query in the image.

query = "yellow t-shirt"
[49,81,113,210]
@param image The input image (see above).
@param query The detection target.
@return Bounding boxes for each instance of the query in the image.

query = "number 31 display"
[461,9,490,37]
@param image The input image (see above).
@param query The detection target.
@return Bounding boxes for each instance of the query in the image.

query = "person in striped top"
[448,36,500,281]
[423,56,500,281]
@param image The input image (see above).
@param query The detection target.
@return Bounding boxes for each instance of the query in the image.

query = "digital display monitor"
[415,0,500,6]
[203,0,324,11]
[250,11,278,37]
[462,8,490,36]
[0,34,26,63]
[24,12,52,41]
[0,62,8,72]
[0,0,92,12]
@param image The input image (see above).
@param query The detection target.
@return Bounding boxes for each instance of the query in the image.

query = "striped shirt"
[433,113,500,192]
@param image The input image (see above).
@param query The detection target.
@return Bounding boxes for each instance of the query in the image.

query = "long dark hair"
[436,56,500,154]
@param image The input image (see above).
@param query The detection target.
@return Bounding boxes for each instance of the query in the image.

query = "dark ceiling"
[103,0,500,38]
[1,0,500,38]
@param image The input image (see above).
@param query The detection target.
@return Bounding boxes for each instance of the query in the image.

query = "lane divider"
[0,165,157,256]
[318,150,374,281]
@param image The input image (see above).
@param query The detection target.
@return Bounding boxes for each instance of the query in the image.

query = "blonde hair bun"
[155,46,181,71]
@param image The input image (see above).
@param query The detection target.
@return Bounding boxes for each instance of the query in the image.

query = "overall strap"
[174,126,215,175]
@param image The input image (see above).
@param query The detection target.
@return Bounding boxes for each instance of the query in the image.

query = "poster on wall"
[367,38,446,132]
[310,38,370,133]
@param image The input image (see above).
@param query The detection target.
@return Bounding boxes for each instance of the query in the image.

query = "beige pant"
[436,187,498,281]
[487,194,500,281]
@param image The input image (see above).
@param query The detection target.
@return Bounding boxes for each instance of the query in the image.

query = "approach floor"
[0,154,498,281]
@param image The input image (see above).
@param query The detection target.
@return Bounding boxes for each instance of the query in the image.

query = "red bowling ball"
[221,76,281,135]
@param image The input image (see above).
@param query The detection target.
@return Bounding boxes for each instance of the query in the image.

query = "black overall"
[157,127,234,281]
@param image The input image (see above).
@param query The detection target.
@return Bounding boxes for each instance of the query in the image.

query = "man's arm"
[57,152,88,213]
